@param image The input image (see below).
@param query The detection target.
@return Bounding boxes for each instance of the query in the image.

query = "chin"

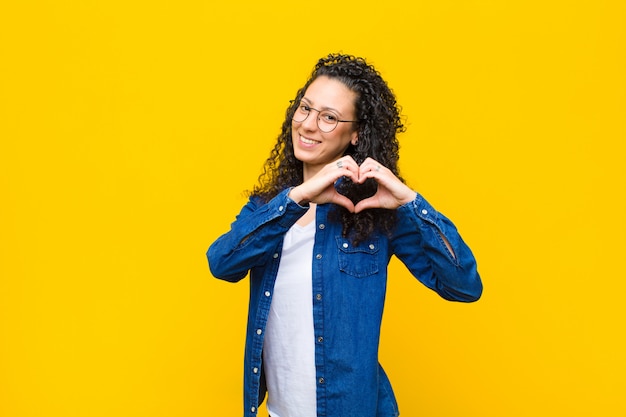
[293,151,314,165]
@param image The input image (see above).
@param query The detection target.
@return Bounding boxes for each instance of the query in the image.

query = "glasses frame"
[290,100,358,133]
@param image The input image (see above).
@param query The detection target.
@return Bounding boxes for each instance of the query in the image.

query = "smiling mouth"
[300,135,321,145]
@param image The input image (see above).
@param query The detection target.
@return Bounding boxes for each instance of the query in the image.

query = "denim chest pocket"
[336,236,380,278]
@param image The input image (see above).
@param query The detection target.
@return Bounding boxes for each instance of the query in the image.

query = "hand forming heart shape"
[288,156,417,214]
[335,176,378,205]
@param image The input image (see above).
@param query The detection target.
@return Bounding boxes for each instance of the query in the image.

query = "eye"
[320,111,338,123]
[299,104,311,112]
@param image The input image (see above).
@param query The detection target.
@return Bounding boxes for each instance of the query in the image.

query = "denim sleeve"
[207,188,309,282]
[392,193,482,302]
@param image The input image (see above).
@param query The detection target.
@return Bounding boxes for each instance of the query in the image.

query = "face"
[292,76,358,178]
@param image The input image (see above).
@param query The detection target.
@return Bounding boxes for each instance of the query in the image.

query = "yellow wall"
[1,1,624,416]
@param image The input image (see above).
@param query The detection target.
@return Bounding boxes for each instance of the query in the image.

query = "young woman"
[207,53,482,417]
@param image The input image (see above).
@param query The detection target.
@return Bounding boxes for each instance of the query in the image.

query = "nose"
[301,109,320,131]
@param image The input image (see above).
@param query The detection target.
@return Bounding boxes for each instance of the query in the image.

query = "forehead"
[303,76,356,113]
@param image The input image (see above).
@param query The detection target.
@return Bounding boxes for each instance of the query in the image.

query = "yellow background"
[1,0,625,416]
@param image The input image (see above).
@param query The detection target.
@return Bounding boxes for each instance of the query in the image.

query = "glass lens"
[318,111,338,132]
[292,103,309,123]
[291,101,340,132]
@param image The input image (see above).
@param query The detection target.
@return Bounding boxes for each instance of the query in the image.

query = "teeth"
[301,136,319,145]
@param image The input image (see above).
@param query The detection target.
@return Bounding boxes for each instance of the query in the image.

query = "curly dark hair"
[250,53,406,243]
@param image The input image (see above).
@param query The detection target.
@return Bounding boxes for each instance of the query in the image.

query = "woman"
[207,53,482,417]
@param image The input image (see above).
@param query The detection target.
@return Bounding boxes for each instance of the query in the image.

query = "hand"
[353,157,417,213]
[288,156,361,212]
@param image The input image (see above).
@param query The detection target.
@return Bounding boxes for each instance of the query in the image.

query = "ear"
[351,132,358,146]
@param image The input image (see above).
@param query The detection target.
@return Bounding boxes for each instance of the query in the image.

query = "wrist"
[399,190,418,205]
[289,187,310,206]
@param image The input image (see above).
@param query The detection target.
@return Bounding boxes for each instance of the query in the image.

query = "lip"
[298,134,321,147]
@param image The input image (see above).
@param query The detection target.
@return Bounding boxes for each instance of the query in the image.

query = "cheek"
[291,123,299,138]
[334,130,355,147]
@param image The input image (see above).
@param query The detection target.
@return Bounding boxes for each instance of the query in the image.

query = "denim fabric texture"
[207,188,482,417]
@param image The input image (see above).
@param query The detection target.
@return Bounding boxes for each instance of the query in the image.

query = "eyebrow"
[301,97,344,117]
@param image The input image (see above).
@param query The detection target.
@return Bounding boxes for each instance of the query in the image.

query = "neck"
[302,163,322,182]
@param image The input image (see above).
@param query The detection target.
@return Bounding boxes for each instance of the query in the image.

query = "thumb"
[353,196,379,213]
[331,192,356,213]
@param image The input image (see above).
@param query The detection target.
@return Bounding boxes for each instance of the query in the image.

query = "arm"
[207,188,309,282]
[208,155,361,282]
[392,194,482,302]
[348,156,481,301]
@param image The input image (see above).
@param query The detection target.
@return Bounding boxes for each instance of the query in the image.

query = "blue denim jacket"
[207,188,482,417]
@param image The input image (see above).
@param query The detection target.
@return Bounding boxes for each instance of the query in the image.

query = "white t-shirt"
[263,221,317,417]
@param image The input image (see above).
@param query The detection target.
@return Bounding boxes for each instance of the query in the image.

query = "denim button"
[316,293,322,301]
[317,336,323,343]
[336,236,380,277]
[253,367,258,373]
[318,377,325,384]
[316,254,322,260]
[256,329,262,335]
[278,205,284,211]
[265,291,271,297]
[273,253,279,259]
[319,223,325,229]
[251,406,256,412]
[421,209,428,215]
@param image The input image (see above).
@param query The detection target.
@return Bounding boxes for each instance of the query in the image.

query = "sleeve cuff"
[398,193,441,228]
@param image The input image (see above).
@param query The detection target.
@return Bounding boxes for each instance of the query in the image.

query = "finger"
[360,157,382,170]
[330,159,359,183]
[357,160,385,182]
[354,196,378,213]
[343,155,359,168]
[356,167,383,183]
[334,156,360,172]
[331,192,356,213]
[364,162,383,174]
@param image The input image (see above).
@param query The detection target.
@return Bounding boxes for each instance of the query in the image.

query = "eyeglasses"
[291,100,358,133]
